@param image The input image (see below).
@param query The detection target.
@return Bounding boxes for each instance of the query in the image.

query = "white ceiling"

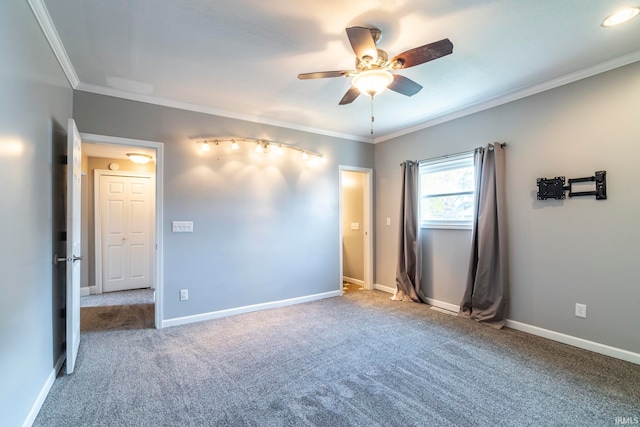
[38,0,640,142]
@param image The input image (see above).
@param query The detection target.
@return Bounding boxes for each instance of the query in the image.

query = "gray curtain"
[395,161,424,302]
[460,144,508,328]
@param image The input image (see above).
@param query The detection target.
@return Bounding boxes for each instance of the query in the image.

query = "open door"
[66,119,82,374]
[339,166,373,291]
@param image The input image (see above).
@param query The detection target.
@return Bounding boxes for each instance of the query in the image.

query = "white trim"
[378,284,461,313]
[27,0,640,147]
[343,276,364,286]
[80,133,161,149]
[22,369,56,427]
[163,290,342,328]
[505,320,640,365]
[75,82,372,143]
[431,306,458,316]
[27,0,79,87]
[28,0,640,146]
[374,50,640,143]
[425,298,460,313]
[421,223,473,230]
[80,287,90,297]
[373,285,639,364]
[374,283,396,294]
[79,133,164,329]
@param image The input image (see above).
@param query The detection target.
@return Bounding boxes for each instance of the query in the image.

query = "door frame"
[338,166,374,292]
[80,133,164,329]
[94,170,156,294]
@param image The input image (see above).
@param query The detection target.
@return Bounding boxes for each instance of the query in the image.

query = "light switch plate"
[172,221,193,232]
[351,222,360,230]
[575,303,587,318]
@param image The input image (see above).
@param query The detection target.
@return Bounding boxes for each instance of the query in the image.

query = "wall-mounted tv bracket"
[536,171,606,200]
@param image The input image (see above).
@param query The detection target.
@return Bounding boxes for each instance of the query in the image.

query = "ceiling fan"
[298,26,454,105]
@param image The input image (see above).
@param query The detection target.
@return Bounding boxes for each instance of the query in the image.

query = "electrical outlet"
[575,303,587,318]
[180,289,189,301]
[386,217,391,226]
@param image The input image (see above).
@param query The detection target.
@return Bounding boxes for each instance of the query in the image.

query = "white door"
[100,173,153,292]
[66,119,82,375]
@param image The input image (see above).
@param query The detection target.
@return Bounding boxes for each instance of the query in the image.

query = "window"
[419,152,475,229]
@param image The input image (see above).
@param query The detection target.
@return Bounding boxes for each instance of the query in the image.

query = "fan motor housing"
[356,49,388,70]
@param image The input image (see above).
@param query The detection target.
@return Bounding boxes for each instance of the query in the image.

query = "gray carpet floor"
[81,289,154,307]
[35,290,640,426]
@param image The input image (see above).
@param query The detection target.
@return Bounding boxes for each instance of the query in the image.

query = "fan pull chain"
[370,94,375,135]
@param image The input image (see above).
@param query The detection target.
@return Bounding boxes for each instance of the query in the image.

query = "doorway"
[79,133,164,329]
[339,166,373,293]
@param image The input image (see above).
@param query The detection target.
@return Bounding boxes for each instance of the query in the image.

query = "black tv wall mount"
[536,171,607,200]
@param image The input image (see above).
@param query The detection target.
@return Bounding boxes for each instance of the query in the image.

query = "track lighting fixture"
[194,137,326,165]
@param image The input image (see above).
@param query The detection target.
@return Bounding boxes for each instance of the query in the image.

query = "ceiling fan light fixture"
[601,7,640,27]
[127,153,152,164]
[352,69,394,96]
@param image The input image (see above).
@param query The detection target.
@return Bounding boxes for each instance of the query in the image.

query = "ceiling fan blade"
[391,38,453,69]
[339,86,360,105]
[388,74,423,97]
[346,27,378,62]
[298,71,351,80]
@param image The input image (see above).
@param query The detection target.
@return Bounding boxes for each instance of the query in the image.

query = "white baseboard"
[80,286,96,297]
[375,282,462,313]
[163,290,342,328]
[22,368,56,427]
[343,276,364,286]
[505,320,640,365]
[425,298,460,313]
[374,283,396,294]
[374,283,638,365]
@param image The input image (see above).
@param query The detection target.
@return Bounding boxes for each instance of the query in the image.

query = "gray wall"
[0,2,73,426]
[342,171,364,281]
[375,61,640,354]
[73,92,374,320]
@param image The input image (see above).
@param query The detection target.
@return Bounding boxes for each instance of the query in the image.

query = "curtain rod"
[401,142,506,166]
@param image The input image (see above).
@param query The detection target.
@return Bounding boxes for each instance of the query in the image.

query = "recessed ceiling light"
[601,7,640,27]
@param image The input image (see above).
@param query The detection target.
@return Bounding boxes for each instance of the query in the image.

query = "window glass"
[419,153,475,229]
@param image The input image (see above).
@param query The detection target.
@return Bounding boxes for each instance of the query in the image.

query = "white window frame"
[419,152,475,230]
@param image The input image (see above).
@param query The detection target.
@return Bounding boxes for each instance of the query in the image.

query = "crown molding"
[27,0,371,143]
[27,0,640,145]
[375,49,640,143]
[28,0,79,88]
[74,82,372,143]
